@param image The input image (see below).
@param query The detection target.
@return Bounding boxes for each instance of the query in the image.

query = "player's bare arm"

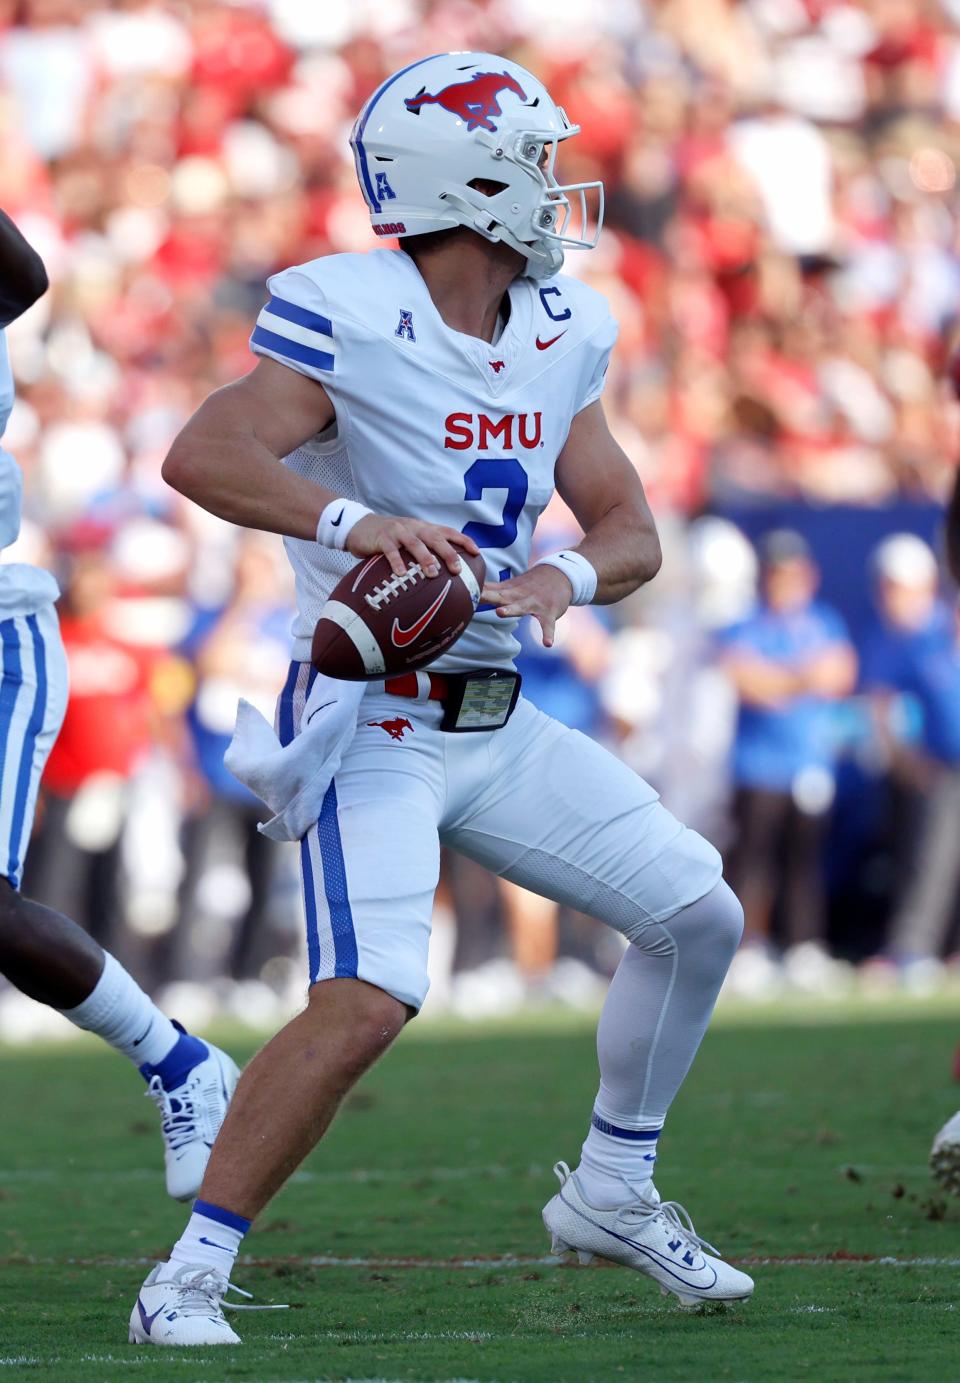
[482,399,661,646]
[0,208,48,326]
[163,357,477,577]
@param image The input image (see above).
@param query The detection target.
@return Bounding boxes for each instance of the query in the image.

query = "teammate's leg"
[0,606,237,1198]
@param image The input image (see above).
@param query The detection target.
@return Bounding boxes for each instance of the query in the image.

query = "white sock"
[168,1200,251,1279]
[577,1111,661,1208]
[61,951,179,1068]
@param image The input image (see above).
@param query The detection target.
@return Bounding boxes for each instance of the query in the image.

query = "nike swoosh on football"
[536,332,567,350]
[137,1297,164,1336]
[391,581,451,648]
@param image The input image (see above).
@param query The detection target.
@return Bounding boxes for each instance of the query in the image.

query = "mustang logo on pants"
[367,717,414,741]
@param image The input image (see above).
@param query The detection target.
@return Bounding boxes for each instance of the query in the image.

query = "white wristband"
[534,549,598,606]
[316,498,373,551]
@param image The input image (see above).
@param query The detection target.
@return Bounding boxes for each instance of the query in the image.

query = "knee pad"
[658,878,744,958]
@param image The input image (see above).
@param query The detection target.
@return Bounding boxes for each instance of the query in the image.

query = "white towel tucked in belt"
[224,673,365,841]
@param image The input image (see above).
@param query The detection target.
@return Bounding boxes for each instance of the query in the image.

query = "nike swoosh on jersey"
[536,332,567,350]
[391,582,451,648]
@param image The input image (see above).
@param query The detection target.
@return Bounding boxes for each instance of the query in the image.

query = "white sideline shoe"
[931,1110,960,1195]
[542,1162,754,1308]
[145,1042,240,1201]
[128,1263,243,1346]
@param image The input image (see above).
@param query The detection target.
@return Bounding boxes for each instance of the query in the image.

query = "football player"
[0,208,237,1200]
[129,53,753,1345]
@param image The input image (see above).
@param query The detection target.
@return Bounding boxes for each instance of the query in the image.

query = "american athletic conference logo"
[404,71,527,134]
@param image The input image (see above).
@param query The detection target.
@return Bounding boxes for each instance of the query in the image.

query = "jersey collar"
[395,250,529,395]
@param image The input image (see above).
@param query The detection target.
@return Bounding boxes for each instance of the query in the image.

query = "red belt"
[384,672,449,702]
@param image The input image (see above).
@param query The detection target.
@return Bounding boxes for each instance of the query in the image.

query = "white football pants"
[278,662,726,1012]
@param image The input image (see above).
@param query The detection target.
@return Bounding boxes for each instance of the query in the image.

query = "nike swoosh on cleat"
[330,508,346,527]
[558,1193,718,1291]
[137,1298,164,1336]
[536,332,567,350]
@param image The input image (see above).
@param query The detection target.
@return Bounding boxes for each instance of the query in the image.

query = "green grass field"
[2,997,959,1382]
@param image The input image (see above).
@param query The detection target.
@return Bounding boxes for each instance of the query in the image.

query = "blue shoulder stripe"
[251,325,334,373]
[265,295,333,339]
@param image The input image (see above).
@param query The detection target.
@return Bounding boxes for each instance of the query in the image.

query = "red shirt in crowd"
[43,613,156,797]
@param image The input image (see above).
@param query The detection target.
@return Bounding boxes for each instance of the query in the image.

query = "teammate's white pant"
[0,603,68,889]
[278,663,723,1011]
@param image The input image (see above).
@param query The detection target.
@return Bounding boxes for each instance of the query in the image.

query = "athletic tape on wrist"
[534,550,598,606]
[316,498,374,551]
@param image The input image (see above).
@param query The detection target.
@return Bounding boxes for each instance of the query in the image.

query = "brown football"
[311,548,487,681]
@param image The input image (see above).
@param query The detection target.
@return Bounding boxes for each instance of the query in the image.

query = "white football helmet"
[350,51,604,279]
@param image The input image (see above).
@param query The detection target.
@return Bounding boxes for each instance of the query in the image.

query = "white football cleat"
[146,1041,240,1201]
[931,1110,960,1195]
[128,1263,242,1346]
[542,1162,754,1308]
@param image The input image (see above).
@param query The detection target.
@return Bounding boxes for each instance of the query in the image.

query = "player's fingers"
[379,533,408,576]
[447,530,481,556]
[424,533,462,574]
[538,611,556,648]
[494,599,533,619]
[402,532,440,576]
[480,584,508,604]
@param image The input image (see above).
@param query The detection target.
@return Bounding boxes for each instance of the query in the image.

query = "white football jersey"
[250,249,617,673]
[0,330,59,616]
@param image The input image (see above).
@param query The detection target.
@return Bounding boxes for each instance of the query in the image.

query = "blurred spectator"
[862,534,960,976]
[3,1,960,1015]
[22,529,166,966]
[719,530,857,993]
[162,533,297,987]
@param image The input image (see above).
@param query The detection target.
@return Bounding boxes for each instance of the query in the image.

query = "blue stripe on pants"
[300,832,322,981]
[280,660,330,980]
[317,781,358,978]
[0,620,22,886]
[277,660,300,748]
[8,614,47,884]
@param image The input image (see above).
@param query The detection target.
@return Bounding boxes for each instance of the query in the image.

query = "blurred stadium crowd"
[3,0,960,1033]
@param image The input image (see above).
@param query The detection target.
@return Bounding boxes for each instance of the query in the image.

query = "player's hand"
[348,515,480,578]
[481,565,572,648]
